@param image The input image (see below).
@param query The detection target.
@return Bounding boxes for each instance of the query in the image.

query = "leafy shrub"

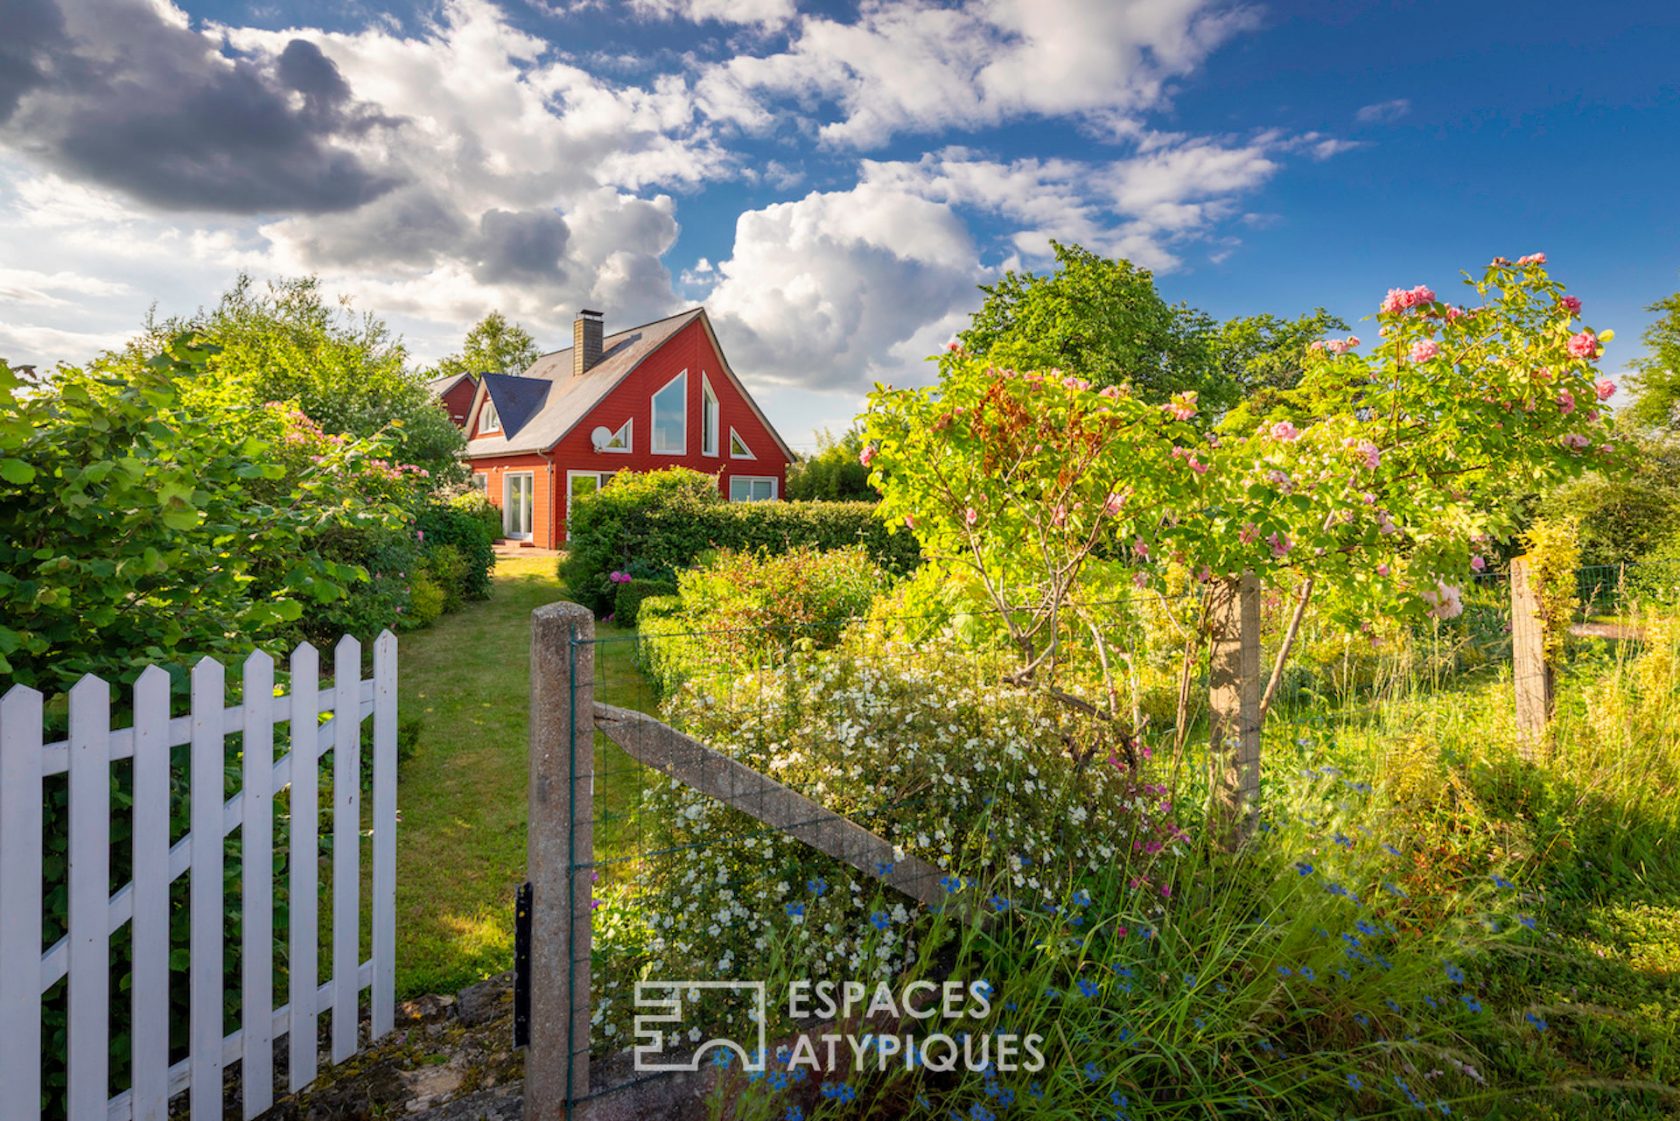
[0,344,411,695]
[786,426,878,501]
[613,578,677,626]
[405,568,447,628]
[635,546,887,695]
[424,543,469,612]
[448,488,504,546]
[559,467,918,614]
[417,501,495,601]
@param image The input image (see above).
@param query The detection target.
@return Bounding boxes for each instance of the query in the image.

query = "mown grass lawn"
[390,553,653,998]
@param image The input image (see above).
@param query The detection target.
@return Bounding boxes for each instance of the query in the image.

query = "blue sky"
[2,0,1676,448]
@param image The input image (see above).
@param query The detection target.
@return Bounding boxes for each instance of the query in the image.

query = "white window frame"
[478,396,501,435]
[599,418,633,454]
[728,426,756,460]
[701,373,719,457]
[502,470,533,540]
[565,470,618,538]
[650,369,687,455]
[728,475,778,502]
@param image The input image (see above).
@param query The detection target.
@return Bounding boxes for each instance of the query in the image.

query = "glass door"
[503,472,533,540]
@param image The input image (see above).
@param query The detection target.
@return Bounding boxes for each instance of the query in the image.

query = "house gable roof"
[478,372,551,437]
[426,371,475,397]
[464,307,793,458]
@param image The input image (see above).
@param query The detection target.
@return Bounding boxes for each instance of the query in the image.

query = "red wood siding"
[468,316,791,545]
[550,317,790,541]
[439,378,476,426]
[467,453,556,548]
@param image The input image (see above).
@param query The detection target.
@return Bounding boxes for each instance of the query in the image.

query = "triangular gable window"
[729,427,755,459]
[479,397,501,434]
[596,418,632,452]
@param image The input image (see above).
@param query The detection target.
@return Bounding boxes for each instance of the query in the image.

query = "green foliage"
[786,427,878,501]
[958,241,1217,405]
[448,488,504,543]
[1627,290,1680,433]
[405,568,447,628]
[102,274,465,485]
[426,310,541,379]
[612,578,677,626]
[867,257,1624,683]
[1205,308,1350,416]
[416,501,496,601]
[558,467,918,614]
[636,546,888,695]
[1549,435,1680,564]
[0,342,410,695]
[1521,517,1582,661]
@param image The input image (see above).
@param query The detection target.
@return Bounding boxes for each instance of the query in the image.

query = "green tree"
[1206,308,1349,417]
[108,274,465,484]
[0,341,409,695]
[958,242,1216,406]
[1550,435,1680,565]
[429,310,541,379]
[786,427,879,501]
[1628,291,1680,433]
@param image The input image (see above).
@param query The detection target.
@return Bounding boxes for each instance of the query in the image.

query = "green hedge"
[614,578,678,626]
[417,501,495,601]
[559,467,919,614]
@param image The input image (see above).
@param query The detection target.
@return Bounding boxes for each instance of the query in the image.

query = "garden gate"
[0,633,400,1121]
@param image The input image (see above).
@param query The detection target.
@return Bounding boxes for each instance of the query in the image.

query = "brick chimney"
[573,309,603,377]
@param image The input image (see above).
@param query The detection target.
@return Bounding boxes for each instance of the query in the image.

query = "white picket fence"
[0,633,399,1121]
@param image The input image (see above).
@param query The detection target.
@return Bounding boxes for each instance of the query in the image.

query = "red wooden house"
[427,372,478,426]
[458,307,793,548]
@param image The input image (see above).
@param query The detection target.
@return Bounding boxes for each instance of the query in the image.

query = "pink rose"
[1557,389,1576,415]
[1560,295,1582,314]
[1269,420,1299,442]
[1471,555,1486,572]
[1133,538,1150,560]
[1567,331,1598,359]
[1377,563,1391,577]
[1132,571,1149,589]
[1518,252,1547,266]
[1267,531,1292,558]
[1347,335,1360,348]
[859,445,877,467]
[1409,339,1440,363]
[1104,492,1125,516]
[1561,433,1590,451]
[1166,392,1198,421]
[1595,379,1616,401]
[1239,522,1259,545]
[1422,581,1464,621]
[964,506,977,526]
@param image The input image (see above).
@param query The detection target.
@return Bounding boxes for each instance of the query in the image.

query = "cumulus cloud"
[1355,98,1411,124]
[624,0,795,27]
[705,185,982,393]
[703,0,1258,147]
[0,0,400,214]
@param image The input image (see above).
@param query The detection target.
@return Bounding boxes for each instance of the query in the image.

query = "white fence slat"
[189,658,227,1121]
[240,652,276,1120]
[68,676,112,1121]
[370,631,398,1040]
[287,643,320,1093]
[0,685,44,1121]
[129,667,171,1121]
[38,680,374,777]
[330,636,361,1064]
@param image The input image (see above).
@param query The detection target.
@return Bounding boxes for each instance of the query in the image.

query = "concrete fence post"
[527,603,595,1120]
[1510,555,1554,760]
[1208,573,1262,846]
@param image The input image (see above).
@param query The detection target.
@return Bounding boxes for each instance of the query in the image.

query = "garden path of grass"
[390,554,654,998]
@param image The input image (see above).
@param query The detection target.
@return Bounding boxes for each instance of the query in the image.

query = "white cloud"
[1355,98,1411,124]
[706,185,982,393]
[703,0,1258,147]
[624,0,795,27]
